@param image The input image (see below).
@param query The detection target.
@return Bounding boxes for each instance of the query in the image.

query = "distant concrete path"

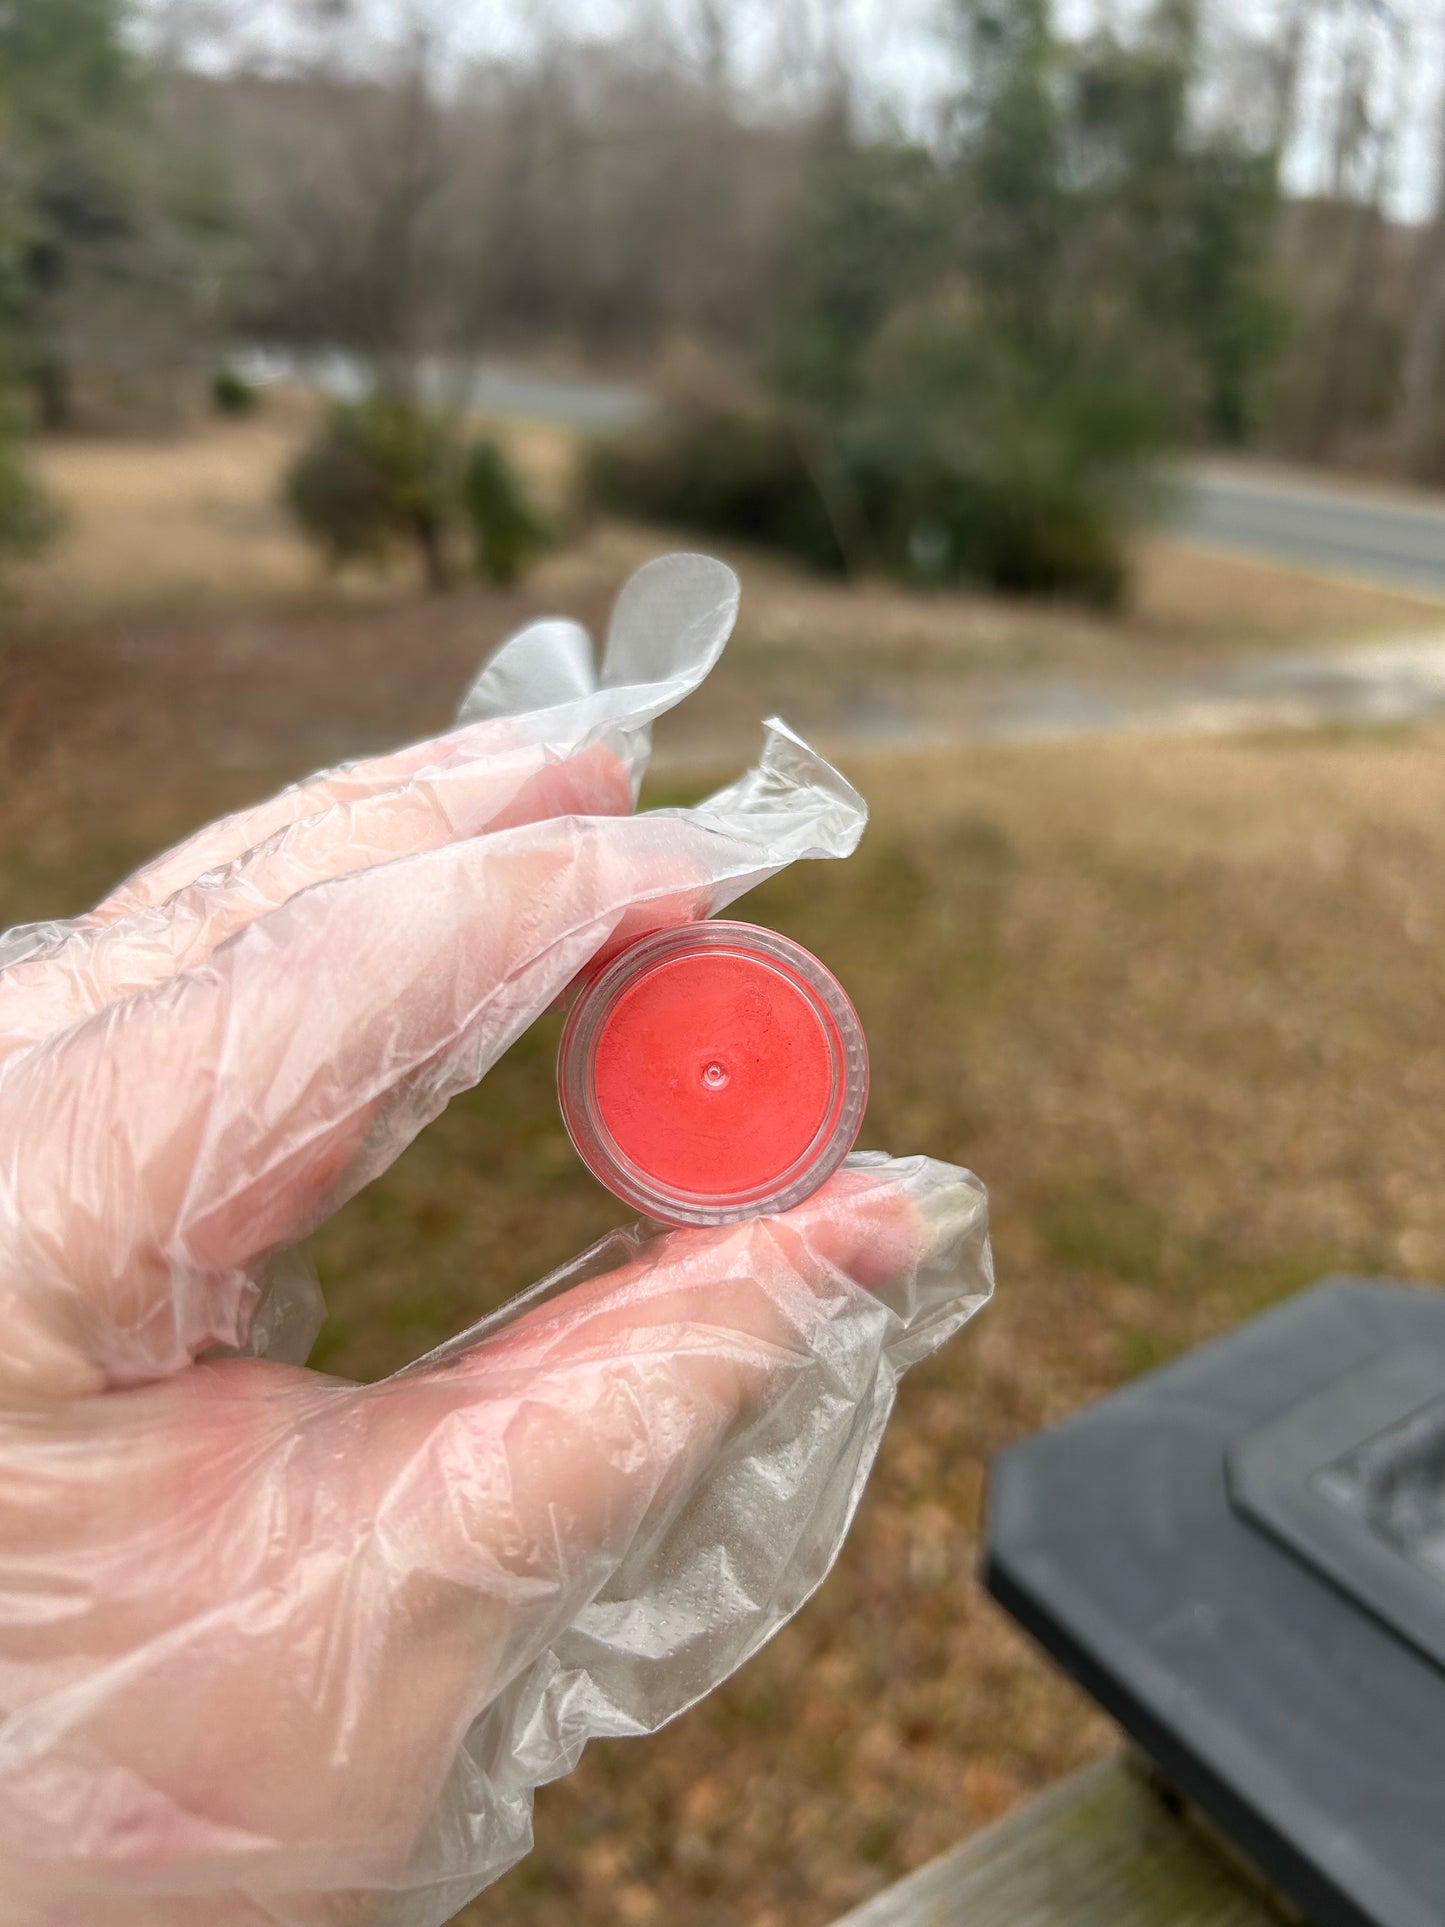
[463,364,650,433]
[960,633,1445,745]
[1169,465,1445,599]
[245,349,652,435]
[647,632,1445,774]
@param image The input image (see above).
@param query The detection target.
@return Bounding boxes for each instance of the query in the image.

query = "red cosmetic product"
[558,921,869,1226]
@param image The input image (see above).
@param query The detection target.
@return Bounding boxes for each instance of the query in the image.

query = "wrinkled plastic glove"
[0,555,992,1926]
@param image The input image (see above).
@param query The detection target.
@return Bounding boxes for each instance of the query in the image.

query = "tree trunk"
[1397,247,1445,478]
[30,357,74,434]
[1267,0,1315,173]
[414,512,450,594]
[1310,8,1410,460]
[695,0,731,98]
[1394,225,1445,481]
[1309,199,1385,458]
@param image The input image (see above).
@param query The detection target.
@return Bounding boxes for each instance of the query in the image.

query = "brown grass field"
[9,408,1442,752]
[3,414,1444,1923]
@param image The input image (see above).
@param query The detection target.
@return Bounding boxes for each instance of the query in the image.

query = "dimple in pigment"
[558,922,869,1226]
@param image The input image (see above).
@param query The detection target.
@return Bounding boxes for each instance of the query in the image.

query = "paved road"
[245,350,652,435]
[1174,466,1445,599]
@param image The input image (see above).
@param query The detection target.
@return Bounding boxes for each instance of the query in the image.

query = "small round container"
[558,921,869,1226]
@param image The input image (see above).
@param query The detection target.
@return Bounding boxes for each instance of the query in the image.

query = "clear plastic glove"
[0,556,992,1925]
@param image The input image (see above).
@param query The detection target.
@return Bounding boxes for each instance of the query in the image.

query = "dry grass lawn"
[8,408,1441,731]
[14,405,322,618]
[462,727,1443,1926]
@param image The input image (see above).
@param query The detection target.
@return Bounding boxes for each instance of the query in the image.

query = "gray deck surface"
[828,1758,1288,1927]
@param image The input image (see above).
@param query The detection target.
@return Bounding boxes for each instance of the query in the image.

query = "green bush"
[286,400,550,594]
[584,330,1158,603]
[287,401,423,574]
[212,367,260,417]
[461,439,551,587]
[584,408,848,574]
[835,311,1166,603]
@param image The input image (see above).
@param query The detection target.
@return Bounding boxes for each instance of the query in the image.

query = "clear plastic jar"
[558,921,869,1226]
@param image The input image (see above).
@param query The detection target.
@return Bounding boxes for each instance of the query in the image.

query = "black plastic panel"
[985,1279,1445,1927]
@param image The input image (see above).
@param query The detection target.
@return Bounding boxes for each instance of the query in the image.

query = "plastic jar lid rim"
[557,921,869,1227]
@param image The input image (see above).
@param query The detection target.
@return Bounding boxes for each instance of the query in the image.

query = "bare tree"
[692,0,734,97]
[1266,0,1321,165]
[210,3,462,387]
[196,0,827,377]
[1327,0,1375,199]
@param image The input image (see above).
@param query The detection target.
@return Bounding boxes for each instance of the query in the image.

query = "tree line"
[2,0,1445,583]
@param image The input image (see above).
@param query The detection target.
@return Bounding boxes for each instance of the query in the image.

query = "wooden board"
[829,1757,1291,1927]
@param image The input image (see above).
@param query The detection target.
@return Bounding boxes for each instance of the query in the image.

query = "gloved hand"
[0,555,992,1925]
